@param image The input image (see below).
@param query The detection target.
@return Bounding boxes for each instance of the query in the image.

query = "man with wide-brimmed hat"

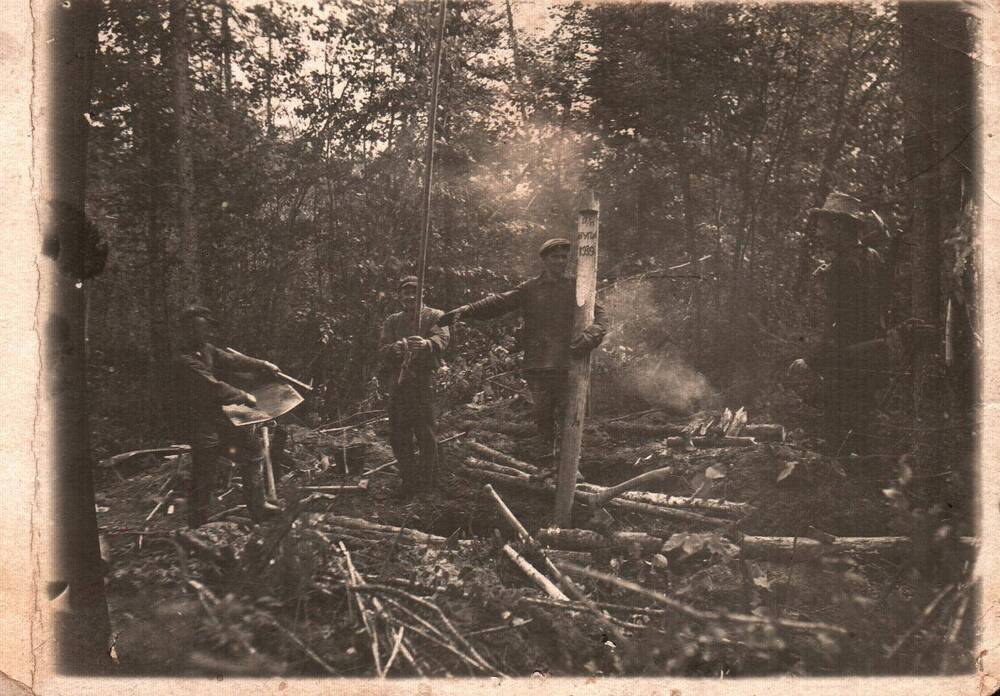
[789,192,886,453]
[437,238,608,465]
[378,276,451,499]
[175,304,281,526]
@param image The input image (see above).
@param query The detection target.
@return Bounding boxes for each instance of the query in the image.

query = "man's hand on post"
[242,391,258,407]
[570,325,603,354]
[437,306,467,327]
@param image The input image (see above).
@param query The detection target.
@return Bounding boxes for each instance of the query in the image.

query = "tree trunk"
[41,0,111,670]
[901,3,972,328]
[503,0,527,121]
[170,0,199,303]
[141,100,174,437]
[221,1,233,107]
[676,145,701,351]
[265,0,275,134]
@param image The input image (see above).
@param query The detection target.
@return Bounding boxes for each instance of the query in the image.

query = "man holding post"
[437,238,608,465]
[175,305,282,527]
[378,276,451,499]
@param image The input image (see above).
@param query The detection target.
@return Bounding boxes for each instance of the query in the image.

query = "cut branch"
[467,442,542,476]
[559,562,848,635]
[502,543,568,600]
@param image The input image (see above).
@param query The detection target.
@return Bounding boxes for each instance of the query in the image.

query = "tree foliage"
[85,0,975,450]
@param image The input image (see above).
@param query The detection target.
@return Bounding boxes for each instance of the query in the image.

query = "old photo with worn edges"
[15,0,996,692]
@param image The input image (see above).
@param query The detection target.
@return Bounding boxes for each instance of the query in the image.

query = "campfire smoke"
[621,355,712,413]
[601,280,715,413]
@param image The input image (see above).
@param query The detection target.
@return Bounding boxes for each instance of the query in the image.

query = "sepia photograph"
[10,0,995,689]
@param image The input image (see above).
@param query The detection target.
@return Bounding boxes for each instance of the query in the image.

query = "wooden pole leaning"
[554,192,599,527]
[261,425,278,502]
[413,0,448,326]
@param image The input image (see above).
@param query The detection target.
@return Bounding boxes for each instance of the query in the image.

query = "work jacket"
[812,243,884,373]
[176,342,269,443]
[378,306,450,393]
[460,274,608,373]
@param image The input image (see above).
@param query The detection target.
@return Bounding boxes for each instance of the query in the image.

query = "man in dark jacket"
[789,193,886,453]
[437,238,608,459]
[378,277,451,498]
[176,305,280,526]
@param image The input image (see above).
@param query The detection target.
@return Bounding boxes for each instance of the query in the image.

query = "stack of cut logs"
[458,440,977,568]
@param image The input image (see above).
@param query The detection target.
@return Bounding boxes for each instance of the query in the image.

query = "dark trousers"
[822,368,879,454]
[388,385,438,491]
[525,370,568,457]
[189,422,266,526]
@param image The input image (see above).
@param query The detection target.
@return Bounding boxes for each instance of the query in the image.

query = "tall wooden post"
[554,192,599,527]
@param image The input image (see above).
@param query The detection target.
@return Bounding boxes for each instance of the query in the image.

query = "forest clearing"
[31,0,983,683]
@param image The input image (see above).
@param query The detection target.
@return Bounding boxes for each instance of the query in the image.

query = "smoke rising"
[599,279,715,413]
[620,354,713,413]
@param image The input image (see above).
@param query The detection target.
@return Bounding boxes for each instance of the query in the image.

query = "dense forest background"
[84,0,980,454]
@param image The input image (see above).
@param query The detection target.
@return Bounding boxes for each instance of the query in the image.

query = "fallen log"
[591,494,728,528]
[540,549,593,566]
[739,535,979,562]
[535,528,605,550]
[576,484,752,516]
[464,456,531,480]
[313,514,447,546]
[467,442,542,476]
[666,435,756,449]
[743,424,786,442]
[463,464,728,527]
[460,464,548,494]
[324,526,445,548]
[503,544,568,600]
[536,528,664,553]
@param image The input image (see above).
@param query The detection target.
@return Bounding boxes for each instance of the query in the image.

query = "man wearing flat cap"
[437,238,608,463]
[378,277,451,499]
[789,192,886,453]
[176,305,281,526]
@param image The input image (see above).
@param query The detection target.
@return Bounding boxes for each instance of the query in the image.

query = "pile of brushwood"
[96,396,977,677]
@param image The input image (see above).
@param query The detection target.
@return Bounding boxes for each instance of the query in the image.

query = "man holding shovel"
[377,276,451,500]
[175,305,281,526]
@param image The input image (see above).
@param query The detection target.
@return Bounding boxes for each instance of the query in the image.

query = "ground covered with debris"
[96,395,977,678]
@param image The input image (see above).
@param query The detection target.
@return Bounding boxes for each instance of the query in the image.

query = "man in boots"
[378,276,451,499]
[437,238,608,465]
[176,305,280,526]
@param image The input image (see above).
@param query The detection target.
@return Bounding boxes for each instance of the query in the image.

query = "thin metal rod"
[414,0,448,327]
